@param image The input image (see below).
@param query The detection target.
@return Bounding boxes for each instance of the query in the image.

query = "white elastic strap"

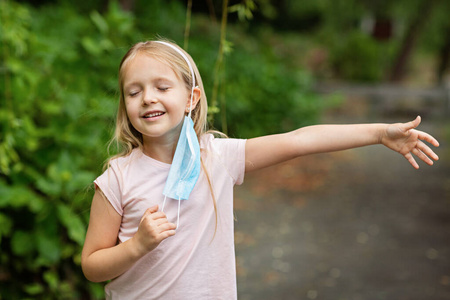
[176,198,181,230]
[188,88,194,118]
[161,196,180,230]
[161,195,167,212]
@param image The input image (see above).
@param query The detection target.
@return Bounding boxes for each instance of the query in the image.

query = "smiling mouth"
[143,112,165,119]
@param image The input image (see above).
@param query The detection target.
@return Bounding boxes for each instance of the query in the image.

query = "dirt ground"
[234,98,450,300]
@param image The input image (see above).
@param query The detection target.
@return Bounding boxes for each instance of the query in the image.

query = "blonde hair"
[106,39,219,235]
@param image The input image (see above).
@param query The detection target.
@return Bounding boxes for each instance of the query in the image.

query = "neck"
[142,137,178,164]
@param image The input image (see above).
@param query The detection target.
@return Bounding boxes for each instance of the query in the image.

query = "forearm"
[82,237,143,283]
[291,123,387,156]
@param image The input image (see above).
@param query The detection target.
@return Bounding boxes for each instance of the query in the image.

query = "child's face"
[122,53,190,144]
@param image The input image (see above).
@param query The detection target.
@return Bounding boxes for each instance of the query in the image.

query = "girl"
[81,39,439,299]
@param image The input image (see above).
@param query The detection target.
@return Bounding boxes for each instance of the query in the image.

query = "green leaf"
[57,204,86,246]
[0,213,13,242]
[43,270,59,291]
[36,230,61,264]
[90,10,109,33]
[81,36,102,56]
[0,182,44,212]
[36,177,61,197]
[24,283,44,295]
[11,231,35,256]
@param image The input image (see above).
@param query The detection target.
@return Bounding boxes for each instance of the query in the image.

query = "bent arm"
[81,189,144,282]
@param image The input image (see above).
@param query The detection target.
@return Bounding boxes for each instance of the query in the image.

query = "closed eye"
[126,89,142,98]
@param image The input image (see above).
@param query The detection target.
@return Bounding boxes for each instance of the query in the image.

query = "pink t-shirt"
[94,134,246,299]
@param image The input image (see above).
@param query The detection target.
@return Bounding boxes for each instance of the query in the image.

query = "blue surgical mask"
[156,41,201,229]
[162,115,200,200]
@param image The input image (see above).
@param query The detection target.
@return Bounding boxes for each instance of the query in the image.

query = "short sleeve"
[205,135,247,185]
[94,160,124,216]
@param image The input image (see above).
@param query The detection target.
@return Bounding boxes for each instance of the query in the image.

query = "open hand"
[381,116,439,169]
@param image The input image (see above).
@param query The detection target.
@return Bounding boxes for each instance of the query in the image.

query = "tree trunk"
[119,0,135,11]
[388,0,436,82]
[437,28,450,85]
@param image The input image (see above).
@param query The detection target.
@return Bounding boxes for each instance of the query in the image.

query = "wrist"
[377,124,389,145]
[125,236,147,261]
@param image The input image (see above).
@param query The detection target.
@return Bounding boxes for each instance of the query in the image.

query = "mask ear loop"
[176,197,181,229]
[161,196,167,212]
[160,193,181,230]
[160,196,180,229]
[187,88,194,119]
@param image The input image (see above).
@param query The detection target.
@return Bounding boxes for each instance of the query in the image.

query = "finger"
[140,205,159,223]
[155,223,177,241]
[159,229,176,240]
[417,130,440,147]
[150,211,171,221]
[417,140,439,161]
[412,147,433,166]
[152,217,174,227]
[159,222,177,232]
[404,152,419,169]
[148,205,159,214]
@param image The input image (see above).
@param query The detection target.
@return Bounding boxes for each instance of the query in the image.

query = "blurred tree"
[388,0,437,82]
[437,30,450,85]
[119,0,135,11]
[217,0,449,84]
[419,0,450,85]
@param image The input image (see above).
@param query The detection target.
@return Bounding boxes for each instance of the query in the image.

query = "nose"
[142,88,157,106]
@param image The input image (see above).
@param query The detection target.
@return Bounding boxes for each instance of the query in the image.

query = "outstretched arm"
[245,116,439,173]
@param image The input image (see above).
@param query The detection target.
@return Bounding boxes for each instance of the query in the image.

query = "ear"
[185,87,201,113]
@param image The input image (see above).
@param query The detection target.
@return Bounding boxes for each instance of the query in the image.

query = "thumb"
[140,205,159,222]
[404,116,421,132]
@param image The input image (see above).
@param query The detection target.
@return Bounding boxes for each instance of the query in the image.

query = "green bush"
[0,1,134,298]
[328,31,389,82]
[221,34,324,137]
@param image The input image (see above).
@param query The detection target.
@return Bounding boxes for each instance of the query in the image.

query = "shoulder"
[95,148,146,193]
[101,148,146,177]
[200,133,247,185]
[200,133,246,154]
[200,132,247,166]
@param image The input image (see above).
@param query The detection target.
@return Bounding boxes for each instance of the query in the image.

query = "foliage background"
[0,0,448,298]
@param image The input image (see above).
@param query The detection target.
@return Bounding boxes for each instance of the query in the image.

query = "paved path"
[234,99,450,300]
